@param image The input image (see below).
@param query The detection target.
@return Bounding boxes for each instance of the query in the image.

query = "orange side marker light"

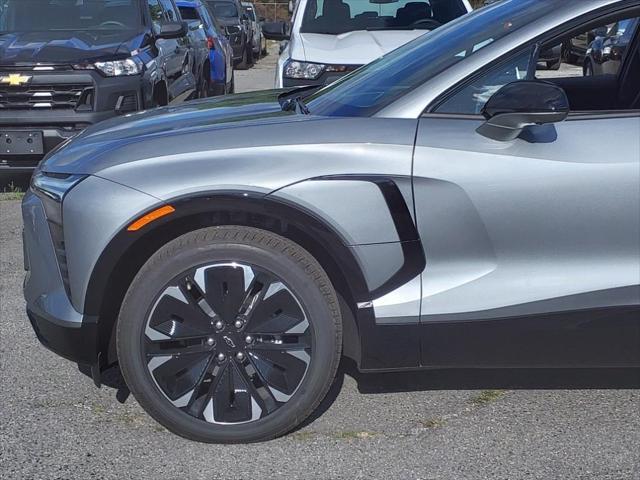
[127,205,175,232]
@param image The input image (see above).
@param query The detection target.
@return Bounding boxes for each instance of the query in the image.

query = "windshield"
[306,0,550,117]
[209,1,238,18]
[0,0,142,32]
[300,0,467,35]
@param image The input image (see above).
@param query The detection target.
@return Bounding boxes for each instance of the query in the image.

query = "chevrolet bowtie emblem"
[0,73,32,86]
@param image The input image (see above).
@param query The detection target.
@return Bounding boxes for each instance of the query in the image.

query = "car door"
[159,0,194,101]
[413,42,640,367]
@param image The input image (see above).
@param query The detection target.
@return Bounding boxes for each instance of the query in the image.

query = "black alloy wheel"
[144,262,312,424]
[117,226,342,443]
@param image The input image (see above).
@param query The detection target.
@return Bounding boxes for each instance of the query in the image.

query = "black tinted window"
[0,0,142,32]
[300,0,467,35]
[209,1,238,18]
[178,6,200,20]
[159,0,178,20]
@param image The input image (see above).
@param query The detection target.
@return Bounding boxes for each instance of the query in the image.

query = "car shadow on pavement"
[92,358,640,431]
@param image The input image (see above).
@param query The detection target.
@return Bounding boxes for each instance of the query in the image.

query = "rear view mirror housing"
[477,81,570,142]
[157,21,187,39]
[262,21,289,41]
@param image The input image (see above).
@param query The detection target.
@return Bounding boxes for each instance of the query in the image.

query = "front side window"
[436,48,533,114]
[434,13,640,116]
[0,0,142,32]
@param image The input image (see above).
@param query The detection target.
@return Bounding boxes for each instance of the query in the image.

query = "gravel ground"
[1,47,639,480]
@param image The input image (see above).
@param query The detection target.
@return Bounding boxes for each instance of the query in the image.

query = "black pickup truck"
[0,0,197,173]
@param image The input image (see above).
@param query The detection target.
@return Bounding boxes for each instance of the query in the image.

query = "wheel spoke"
[145,336,215,357]
[197,264,254,322]
[148,353,211,402]
[244,281,307,335]
[247,348,310,399]
[235,356,279,415]
[146,284,214,341]
[185,361,227,419]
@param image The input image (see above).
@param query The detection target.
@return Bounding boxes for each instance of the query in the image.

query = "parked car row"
[0,0,269,174]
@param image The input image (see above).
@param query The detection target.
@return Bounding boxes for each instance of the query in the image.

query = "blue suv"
[177,0,235,95]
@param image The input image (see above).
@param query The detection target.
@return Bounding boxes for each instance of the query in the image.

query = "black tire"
[236,46,250,70]
[546,59,561,71]
[117,226,342,443]
[227,70,235,94]
[584,59,594,76]
[197,73,209,99]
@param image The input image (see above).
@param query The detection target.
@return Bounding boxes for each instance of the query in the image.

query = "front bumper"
[1,71,144,172]
[22,190,99,366]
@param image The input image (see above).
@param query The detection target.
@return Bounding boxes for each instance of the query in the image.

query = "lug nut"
[245,335,253,344]
[206,338,215,346]
[217,353,226,362]
[235,352,245,361]
[234,319,243,329]
[214,320,224,330]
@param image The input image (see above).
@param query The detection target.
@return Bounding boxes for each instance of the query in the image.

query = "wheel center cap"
[222,335,236,348]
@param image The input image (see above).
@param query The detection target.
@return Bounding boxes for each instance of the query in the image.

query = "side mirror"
[262,21,289,41]
[477,81,570,142]
[157,21,187,39]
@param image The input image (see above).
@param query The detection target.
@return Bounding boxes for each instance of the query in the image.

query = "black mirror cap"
[158,21,187,39]
[482,80,570,120]
[478,81,570,142]
[262,21,289,41]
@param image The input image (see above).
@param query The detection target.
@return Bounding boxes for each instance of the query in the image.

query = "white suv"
[264,0,472,87]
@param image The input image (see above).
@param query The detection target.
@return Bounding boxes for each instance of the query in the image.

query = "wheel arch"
[86,192,369,369]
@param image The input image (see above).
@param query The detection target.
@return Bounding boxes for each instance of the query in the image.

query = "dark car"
[562,26,605,65]
[584,18,639,76]
[0,0,196,173]
[177,0,235,94]
[206,0,253,69]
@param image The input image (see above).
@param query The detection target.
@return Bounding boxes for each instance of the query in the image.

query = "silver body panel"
[22,0,640,371]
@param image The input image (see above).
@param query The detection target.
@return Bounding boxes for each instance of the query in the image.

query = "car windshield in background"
[210,1,238,18]
[306,0,550,117]
[300,0,467,35]
[0,0,142,32]
[178,6,200,21]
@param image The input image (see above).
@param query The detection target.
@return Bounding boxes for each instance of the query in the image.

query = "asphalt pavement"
[1,46,639,480]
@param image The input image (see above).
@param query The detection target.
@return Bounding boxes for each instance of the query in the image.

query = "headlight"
[31,172,86,207]
[30,171,86,297]
[94,57,143,77]
[284,60,326,80]
[602,46,612,56]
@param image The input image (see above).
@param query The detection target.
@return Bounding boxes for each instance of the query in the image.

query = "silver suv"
[22,0,640,443]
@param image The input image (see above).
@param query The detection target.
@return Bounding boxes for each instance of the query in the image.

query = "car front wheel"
[117,226,342,443]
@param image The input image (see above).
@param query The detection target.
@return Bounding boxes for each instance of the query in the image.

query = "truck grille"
[0,83,93,110]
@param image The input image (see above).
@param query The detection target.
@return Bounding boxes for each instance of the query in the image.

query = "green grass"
[470,389,506,406]
[0,182,24,201]
[420,418,447,429]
